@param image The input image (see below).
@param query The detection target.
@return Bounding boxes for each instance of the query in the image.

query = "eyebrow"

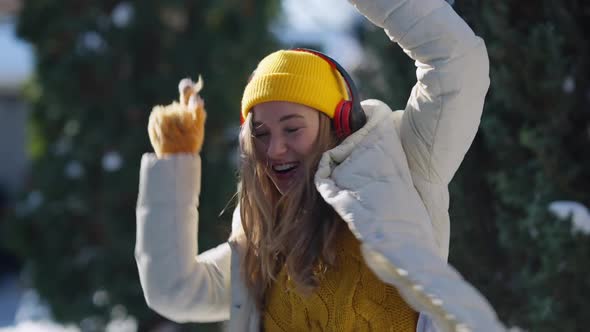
[253,114,305,127]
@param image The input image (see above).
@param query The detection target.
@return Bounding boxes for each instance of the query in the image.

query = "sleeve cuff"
[137,153,201,207]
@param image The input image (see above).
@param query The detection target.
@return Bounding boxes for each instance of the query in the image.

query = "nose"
[267,135,287,160]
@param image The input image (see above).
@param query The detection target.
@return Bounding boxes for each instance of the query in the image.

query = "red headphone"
[293,48,366,139]
[244,48,366,140]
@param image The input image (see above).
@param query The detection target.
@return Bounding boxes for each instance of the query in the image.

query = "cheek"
[292,121,320,155]
[293,134,317,155]
[254,141,268,159]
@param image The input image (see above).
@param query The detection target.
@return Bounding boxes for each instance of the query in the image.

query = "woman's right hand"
[148,76,207,158]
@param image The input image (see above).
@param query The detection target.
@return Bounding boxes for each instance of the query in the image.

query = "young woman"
[135,0,505,331]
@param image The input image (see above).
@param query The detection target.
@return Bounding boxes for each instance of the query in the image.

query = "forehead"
[252,101,317,124]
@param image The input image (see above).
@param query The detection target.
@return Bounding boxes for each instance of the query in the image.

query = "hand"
[148,76,207,158]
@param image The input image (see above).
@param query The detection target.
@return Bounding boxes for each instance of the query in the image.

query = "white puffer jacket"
[135,0,505,331]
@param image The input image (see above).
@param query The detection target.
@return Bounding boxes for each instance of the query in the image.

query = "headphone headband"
[292,48,365,139]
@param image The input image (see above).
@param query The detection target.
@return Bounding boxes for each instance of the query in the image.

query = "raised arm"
[135,77,231,322]
[342,1,501,331]
[350,0,490,184]
[135,153,231,322]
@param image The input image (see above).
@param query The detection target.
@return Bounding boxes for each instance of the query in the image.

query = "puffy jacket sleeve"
[349,0,490,184]
[135,153,231,322]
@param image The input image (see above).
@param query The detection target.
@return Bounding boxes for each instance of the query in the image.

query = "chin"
[274,183,289,196]
[271,179,292,196]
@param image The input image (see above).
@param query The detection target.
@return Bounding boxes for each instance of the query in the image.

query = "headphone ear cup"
[290,48,366,138]
[334,100,353,139]
[349,102,366,135]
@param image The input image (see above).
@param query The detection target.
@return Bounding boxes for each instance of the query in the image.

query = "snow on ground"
[0,274,21,328]
[0,273,137,332]
[0,321,79,332]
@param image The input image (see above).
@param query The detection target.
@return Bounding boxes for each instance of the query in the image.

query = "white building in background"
[0,3,33,329]
[0,6,32,197]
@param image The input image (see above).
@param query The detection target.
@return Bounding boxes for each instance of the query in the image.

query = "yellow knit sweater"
[263,228,418,331]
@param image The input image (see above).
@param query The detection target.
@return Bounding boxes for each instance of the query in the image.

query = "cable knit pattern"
[263,228,418,331]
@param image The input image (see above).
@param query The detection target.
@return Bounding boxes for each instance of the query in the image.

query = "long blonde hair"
[238,110,344,309]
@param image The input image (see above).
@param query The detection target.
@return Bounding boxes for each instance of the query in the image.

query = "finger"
[188,93,198,114]
[148,109,163,157]
[194,98,206,130]
[188,89,205,111]
[187,75,204,117]
[178,78,194,105]
[193,75,204,94]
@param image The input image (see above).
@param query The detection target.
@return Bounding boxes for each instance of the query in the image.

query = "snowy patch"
[76,31,107,54]
[14,190,44,217]
[0,317,137,332]
[14,290,51,323]
[0,321,79,332]
[508,327,527,332]
[92,290,109,307]
[548,201,590,235]
[102,151,123,172]
[562,76,575,94]
[0,280,137,332]
[111,3,134,28]
[26,190,43,211]
[82,32,105,51]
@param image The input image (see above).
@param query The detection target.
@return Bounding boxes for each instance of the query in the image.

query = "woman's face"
[252,101,320,194]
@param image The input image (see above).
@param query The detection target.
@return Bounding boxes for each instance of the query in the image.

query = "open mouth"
[271,162,300,177]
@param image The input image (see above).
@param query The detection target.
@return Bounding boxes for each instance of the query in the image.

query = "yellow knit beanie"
[241,50,348,120]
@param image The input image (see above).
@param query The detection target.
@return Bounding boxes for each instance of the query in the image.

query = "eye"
[253,131,269,138]
[285,127,301,134]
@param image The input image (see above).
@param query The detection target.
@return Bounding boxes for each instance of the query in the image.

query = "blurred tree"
[1,0,278,330]
[354,1,590,331]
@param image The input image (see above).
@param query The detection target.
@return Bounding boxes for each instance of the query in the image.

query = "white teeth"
[273,163,298,172]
